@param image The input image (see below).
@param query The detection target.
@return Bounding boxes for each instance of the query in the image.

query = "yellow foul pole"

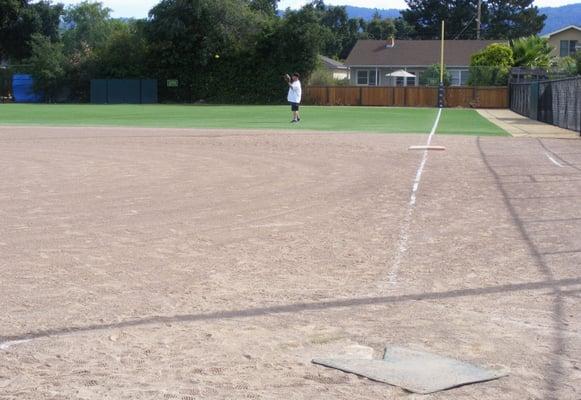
[440,20,445,84]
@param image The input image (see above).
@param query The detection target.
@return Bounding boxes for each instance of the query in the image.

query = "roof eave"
[543,25,581,38]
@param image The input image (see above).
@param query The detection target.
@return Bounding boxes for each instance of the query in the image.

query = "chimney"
[386,36,395,48]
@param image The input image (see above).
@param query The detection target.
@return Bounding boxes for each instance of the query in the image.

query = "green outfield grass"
[437,109,508,135]
[0,104,508,136]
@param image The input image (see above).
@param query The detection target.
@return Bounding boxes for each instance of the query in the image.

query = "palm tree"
[510,36,555,70]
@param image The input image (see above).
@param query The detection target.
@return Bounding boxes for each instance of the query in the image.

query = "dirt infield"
[0,125,580,399]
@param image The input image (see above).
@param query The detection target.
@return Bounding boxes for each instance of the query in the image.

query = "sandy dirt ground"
[0,125,580,400]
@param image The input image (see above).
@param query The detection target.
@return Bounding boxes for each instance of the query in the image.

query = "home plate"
[408,145,446,151]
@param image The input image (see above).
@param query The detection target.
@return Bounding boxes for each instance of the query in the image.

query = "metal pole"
[438,20,445,108]
[476,0,482,40]
[440,20,445,84]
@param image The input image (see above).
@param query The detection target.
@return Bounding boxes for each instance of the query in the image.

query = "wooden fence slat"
[304,86,508,108]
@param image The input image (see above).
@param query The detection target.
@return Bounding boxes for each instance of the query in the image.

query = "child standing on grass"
[285,73,302,123]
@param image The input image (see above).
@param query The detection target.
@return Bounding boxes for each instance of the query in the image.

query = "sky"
[53,0,581,19]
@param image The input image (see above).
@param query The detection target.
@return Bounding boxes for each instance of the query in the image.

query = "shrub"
[419,64,451,86]
[468,43,513,86]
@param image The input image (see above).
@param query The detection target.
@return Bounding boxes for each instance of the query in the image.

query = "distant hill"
[343,6,401,20]
[539,4,581,35]
[340,4,580,36]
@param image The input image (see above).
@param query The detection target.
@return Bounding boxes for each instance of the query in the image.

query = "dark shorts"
[289,102,300,111]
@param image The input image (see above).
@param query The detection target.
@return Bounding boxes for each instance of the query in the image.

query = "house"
[318,55,350,80]
[345,39,499,87]
[542,25,581,58]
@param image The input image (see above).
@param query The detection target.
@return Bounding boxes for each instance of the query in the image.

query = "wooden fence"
[304,86,509,108]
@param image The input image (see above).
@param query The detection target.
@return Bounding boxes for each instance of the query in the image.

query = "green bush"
[468,43,513,86]
[419,64,451,86]
[556,56,577,76]
[468,66,510,86]
[308,67,335,85]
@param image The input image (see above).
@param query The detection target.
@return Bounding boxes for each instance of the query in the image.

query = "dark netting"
[544,78,581,133]
[511,77,581,135]
[510,83,531,118]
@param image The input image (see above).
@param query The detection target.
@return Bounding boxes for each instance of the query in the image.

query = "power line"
[452,15,477,40]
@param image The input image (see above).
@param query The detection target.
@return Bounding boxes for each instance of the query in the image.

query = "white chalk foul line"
[0,339,31,351]
[387,108,443,286]
[545,152,564,168]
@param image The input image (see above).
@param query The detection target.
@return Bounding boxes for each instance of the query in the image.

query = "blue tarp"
[12,74,42,103]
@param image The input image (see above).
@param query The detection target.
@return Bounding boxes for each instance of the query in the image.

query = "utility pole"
[476,0,482,40]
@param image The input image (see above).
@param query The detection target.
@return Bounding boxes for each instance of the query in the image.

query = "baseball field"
[0,104,579,399]
[0,104,507,135]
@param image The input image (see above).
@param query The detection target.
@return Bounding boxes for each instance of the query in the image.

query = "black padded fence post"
[438,84,445,108]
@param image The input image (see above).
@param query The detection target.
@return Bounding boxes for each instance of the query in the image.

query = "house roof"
[345,40,501,67]
[542,25,581,38]
[319,55,348,70]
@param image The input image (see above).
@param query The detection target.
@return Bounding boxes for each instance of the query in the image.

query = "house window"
[357,70,377,86]
[460,71,470,86]
[450,70,469,86]
[450,70,461,86]
[560,40,578,57]
[406,77,416,86]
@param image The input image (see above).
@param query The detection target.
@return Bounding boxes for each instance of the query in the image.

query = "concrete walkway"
[477,109,579,139]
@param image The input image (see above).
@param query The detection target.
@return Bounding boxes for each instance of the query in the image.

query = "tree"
[576,52,581,76]
[394,18,415,39]
[147,0,260,69]
[402,0,477,39]
[248,0,279,16]
[61,2,135,101]
[0,0,25,60]
[31,1,64,42]
[318,5,364,59]
[297,2,369,60]
[62,1,114,54]
[96,20,149,78]
[484,0,545,40]
[25,33,65,101]
[366,13,396,40]
[0,0,63,61]
[234,3,324,103]
[510,35,554,69]
[419,64,451,86]
[269,4,324,83]
[402,0,546,40]
[147,0,271,101]
[339,17,366,59]
[469,43,513,85]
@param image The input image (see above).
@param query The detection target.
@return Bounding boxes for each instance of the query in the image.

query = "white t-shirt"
[287,80,302,103]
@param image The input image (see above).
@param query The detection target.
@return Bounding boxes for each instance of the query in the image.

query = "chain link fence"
[510,77,581,135]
